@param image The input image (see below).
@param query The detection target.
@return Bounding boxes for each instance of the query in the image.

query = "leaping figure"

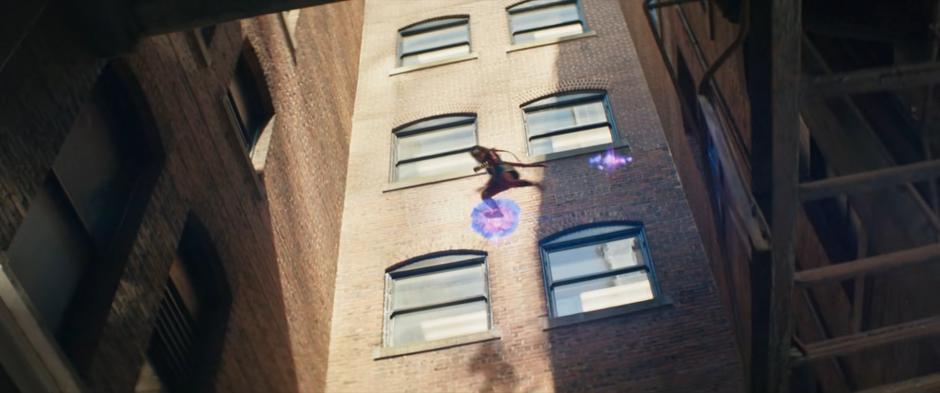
[470,146,544,217]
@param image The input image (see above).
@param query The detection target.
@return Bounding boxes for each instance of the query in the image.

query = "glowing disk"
[470,199,520,239]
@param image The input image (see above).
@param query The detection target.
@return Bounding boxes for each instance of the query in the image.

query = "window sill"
[526,141,630,165]
[250,115,276,176]
[383,170,484,193]
[541,297,673,330]
[389,53,479,76]
[373,330,501,360]
[506,31,598,53]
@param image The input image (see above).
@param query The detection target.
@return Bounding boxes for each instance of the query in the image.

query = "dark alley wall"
[0,1,362,391]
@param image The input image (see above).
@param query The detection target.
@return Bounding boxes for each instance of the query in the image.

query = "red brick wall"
[326,0,744,391]
[0,1,362,392]
[617,0,754,373]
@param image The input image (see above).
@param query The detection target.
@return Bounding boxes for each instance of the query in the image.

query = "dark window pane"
[393,253,482,273]
[398,115,475,133]
[390,300,488,346]
[7,179,93,330]
[148,280,197,391]
[400,17,467,35]
[53,85,141,245]
[200,26,216,44]
[544,225,635,245]
[524,91,604,108]
[509,0,572,12]
[0,363,20,393]
[229,54,271,150]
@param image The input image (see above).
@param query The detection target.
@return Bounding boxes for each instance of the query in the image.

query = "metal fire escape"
[642,0,940,392]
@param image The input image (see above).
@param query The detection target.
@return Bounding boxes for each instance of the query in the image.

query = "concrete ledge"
[373,330,501,360]
[389,53,479,76]
[541,297,673,330]
[506,31,598,54]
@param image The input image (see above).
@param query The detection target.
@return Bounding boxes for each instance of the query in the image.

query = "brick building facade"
[326,0,744,391]
[0,1,362,392]
[1,0,755,392]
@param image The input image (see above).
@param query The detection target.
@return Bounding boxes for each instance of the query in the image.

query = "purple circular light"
[588,148,632,171]
[470,199,521,239]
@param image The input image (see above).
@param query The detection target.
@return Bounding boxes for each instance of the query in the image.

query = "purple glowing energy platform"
[471,199,521,239]
[589,148,632,171]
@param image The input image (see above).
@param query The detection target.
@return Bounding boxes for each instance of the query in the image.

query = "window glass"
[7,179,92,330]
[514,23,583,45]
[554,271,653,317]
[386,253,491,347]
[510,4,580,33]
[392,264,485,310]
[394,252,482,272]
[390,300,489,346]
[523,92,616,156]
[146,220,230,392]
[393,115,477,182]
[545,224,634,245]
[402,45,471,67]
[397,123,476,161]
[228,49,272,151]
[526,101,607,137]
[508,0,585,44]
[53,86,140,246]
[547,237,645,281]
[399,18,470,66]
[509,0,570,12]
[7,70,153,334]
[529,125,612,156]
[401,24,469,54]
[540,224,658,317]
[396,153,477,181]
[400,17,467,35]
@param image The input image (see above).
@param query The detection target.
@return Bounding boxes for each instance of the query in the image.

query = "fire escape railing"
[642,0,940,392]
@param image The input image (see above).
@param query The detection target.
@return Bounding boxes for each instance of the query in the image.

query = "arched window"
[384,252,491,347]
[391,114,478,182]
[224,41,274,156]
[540,223,660,317]
[521,90,618,156]
[140,215,232,392]
[7,63,163,367]
[507,0,587,44]
[398,16,470,66]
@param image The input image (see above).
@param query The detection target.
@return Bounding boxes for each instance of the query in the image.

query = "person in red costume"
[470,146,544,217]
